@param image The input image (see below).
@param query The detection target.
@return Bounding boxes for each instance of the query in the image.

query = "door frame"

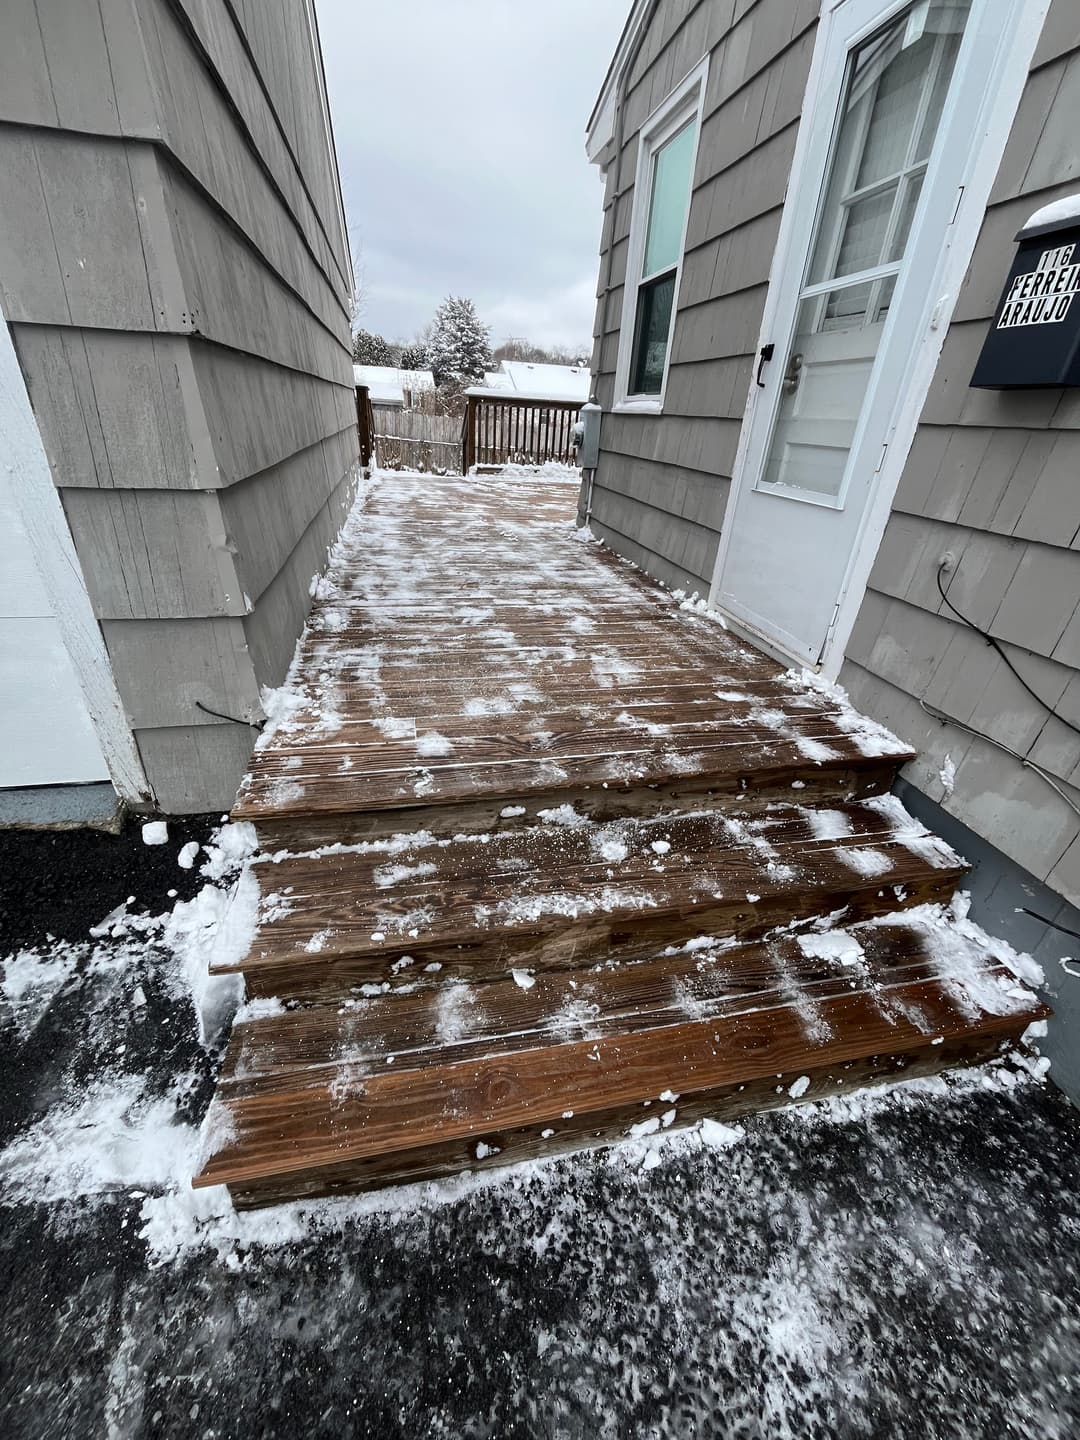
[707,0,1051,677]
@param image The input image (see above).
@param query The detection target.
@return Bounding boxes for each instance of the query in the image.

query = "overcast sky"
[317,0,627,350]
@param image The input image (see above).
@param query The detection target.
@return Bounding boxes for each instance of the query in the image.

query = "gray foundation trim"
[0,782,122,831]
[896,777,1080,1107]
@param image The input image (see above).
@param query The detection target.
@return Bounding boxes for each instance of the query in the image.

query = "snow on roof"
[492,361,592,404]
[482,370,514,392]
[353,365,435,405]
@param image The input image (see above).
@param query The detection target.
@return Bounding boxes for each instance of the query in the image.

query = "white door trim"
[0,317,151,804]
[707,0,1052,677]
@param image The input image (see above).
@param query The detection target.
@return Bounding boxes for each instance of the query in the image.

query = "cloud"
[317,0,625,348]
[484,275,598,350]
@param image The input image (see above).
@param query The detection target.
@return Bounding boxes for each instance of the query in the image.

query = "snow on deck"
[236,469,914,824]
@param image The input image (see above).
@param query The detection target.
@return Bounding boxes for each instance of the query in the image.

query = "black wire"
[195,700,264,730]
[1019,908,1080,942]
[936,562,1080,743]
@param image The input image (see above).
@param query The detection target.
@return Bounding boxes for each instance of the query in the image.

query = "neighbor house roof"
[482,370,514,392]
[498,361,591,402]
[352,364,435,405]
[466,360,592,404]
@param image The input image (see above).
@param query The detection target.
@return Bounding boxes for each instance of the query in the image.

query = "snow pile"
[797,930,865,968]
[479,460,581,483]
[860,792,959,863]
[781,667,908,758]
[2,942,83,1042]
[0,1077,199,1203]
[887,894,1046,1018]
[939,753,957,797]
[164,863,256,1046]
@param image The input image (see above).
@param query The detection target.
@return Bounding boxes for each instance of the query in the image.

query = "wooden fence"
[372,404,462,473]
[462,394,581,472]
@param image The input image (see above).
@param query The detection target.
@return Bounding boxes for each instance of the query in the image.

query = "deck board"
[201,471,1045,1207]
[236,475,911,830]
[226,799,966,998]
[216,921,1024,1093]
[196,971,1046,1196]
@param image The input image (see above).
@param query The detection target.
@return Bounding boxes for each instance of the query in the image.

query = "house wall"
[0,0,358,813]
[584,0,821,594]
[839,2,1080,910]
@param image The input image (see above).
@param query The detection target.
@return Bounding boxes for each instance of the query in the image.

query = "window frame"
[614,57,709,414]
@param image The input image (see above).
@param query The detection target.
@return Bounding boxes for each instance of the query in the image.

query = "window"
[756,0,972,502]
[618,62,706,406]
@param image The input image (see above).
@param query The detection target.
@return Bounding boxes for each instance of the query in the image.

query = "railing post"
[356,384,374,467]
[462,393,476,474]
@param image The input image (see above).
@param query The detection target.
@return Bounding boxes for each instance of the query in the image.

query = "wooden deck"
[197,472,1048,1206]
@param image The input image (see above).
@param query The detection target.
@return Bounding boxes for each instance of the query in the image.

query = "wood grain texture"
[197,971,1046,1197]
[220,1032,1015,1208]
[198,471,1048,1206]
[217,921,1011,1092]
[235,474,912,836]
[229,800,966,1000]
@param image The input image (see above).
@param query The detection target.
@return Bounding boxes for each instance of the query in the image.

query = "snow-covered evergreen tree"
[428,297,491,386]
[352,329,392,365]
[399,341,430,371]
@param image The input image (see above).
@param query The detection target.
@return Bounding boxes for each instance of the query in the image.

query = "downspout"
[585,0,660,530]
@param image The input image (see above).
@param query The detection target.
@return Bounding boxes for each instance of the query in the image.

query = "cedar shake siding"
[585,0,822,593]
[840,2,1080,907]
[0,0,357,812]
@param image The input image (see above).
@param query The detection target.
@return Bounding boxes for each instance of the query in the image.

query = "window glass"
[834,185,898,278]
[642,120,696,278]
[631,273,676,394]
[807,1,970,289]
[759,0,971,501]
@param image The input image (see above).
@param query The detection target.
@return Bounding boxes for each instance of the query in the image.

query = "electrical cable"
[1018,908,1080,941]
[918,698,1080,821]
[195,700,264,729]
[936,561,1080,742]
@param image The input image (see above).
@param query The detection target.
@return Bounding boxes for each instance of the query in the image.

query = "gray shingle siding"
[589,0,1080,904]
[0,0,357,812]
[586,0,820,592]
[840,3,1080,906]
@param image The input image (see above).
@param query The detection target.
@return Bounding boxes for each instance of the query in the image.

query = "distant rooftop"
[468,360,592,404]
[353,364,435,405]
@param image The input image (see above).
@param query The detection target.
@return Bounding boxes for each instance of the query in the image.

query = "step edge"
[231,748,916,822]
[209,854,968,978]
[192,993,1043,1190]
[216,964,1046,1095]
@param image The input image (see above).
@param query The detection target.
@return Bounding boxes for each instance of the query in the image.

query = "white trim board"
[0,317,151,804]
[586,0,653,163]
[707,0,1052,678]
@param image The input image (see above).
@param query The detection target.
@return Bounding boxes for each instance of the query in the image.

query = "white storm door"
[714,0,1005,667]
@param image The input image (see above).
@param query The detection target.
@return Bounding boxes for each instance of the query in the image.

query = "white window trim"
[613,57,709,414]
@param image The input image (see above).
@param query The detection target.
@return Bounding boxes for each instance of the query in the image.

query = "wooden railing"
[356,384,375,467]
[462,393,581,473]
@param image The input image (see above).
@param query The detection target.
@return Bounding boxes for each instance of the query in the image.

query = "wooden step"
[221,797,966,1000]
[236,693,914,849]
[195,915,1049,1207]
